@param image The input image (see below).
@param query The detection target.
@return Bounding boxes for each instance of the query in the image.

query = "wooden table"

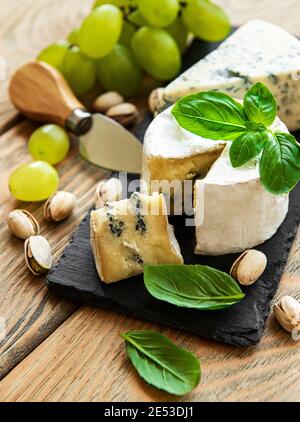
[0,0,300,402]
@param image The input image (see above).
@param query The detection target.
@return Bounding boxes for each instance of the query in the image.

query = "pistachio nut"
[93,91,124,114]
[274,296,300,333]
[25,235,53,276]
[95,178,123,209]
[44,191,76,222]
[7,209,40,240]
[106,103,138,127]
[148,87,165,114]
[230,249,267,285]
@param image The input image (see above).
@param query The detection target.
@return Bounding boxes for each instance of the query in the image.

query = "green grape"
[67,28,79,45]
[131,27,181,81]
[166,18,188,52]
[139,0,179,28]
[98,44,142,97]
[93,0,136,8]
[182,0,230,42]
[28,124,70,165]
[78,5,123,59]
[9,161,59,202]
[128,10,148,27]
[37,41,70,72]
[119,21,135,48]
[61,46,97,95]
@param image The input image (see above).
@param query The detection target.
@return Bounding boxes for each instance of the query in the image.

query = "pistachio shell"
[95,178,123,209]
[7,209,39,240]
[44,191,76,222]
[93,91,124,113]
[25,235,52,276]
[230,249,267,285]
[106,103,138,127]
[148,87,165,114]
[274,296,300,332]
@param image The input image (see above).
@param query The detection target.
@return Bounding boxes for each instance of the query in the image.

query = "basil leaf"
[144,265,245,311]
[260,132,300,195]
[243,82,277,126]
[172,91,248,140]
[230,131,268,168]
[121,330,201,396]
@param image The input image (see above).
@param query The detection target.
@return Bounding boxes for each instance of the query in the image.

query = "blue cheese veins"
[90,193,183,283]
[164,19,300,131]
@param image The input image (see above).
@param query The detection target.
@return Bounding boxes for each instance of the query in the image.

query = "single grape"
[37,41,70,72]
[78,5,123,59]
[9,161,59,202]
[67,28,79,45]
[98,44,142,97]
[61,45,97,95]
[119,21,135,49]
[182,0,230,42]
[93,0,136,8]
[166,18,188,52]
[28,124,70,165]
[139,0,179,28]
[131,27,181,81]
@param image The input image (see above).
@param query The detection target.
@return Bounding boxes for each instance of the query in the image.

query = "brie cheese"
[90,192,183,283]
[142,107,289,255]
[164,19,300,131]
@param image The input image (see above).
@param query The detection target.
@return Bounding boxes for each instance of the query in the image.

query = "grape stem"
[122,6,140,30]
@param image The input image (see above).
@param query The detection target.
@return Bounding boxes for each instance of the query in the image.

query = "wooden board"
[0,0,300,402]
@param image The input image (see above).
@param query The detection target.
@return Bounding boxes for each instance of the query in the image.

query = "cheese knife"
[9,61,143,174]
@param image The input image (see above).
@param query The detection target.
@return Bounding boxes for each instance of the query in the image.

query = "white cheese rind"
[194,145,289,255]
[164,19,300,131]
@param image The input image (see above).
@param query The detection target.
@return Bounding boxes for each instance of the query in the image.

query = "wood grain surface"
[0,0,300,402]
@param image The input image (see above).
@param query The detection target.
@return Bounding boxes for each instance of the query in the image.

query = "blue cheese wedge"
[164,19,300,131]
[142,107,289,255]
[90,192,183,283]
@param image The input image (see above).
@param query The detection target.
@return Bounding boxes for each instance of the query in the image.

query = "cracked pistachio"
[44,191,76,222]
[230,249,267,286]
[106,103,138,127]
[25,235,52,276]
[7,209,40,240]
[95,178,123,209]
[93,91,124,114]
[274,296,300,333]
[148,87,165,115]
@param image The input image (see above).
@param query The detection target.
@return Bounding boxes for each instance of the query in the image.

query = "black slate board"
[47,36,300,347]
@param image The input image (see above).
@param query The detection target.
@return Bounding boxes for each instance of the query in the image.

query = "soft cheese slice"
[164,19,300,131]
[90,192,183,283]
[142,107,290,255]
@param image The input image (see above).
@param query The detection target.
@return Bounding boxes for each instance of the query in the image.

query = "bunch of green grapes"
[37,0,230,98]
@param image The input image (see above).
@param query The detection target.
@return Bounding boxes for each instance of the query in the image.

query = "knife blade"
[9,61,143,174]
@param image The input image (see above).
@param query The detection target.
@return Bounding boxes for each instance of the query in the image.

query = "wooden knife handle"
[9,61,92,134]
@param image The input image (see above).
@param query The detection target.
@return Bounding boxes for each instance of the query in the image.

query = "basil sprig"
[172,82,300,195]
[144,264,245,311]
[121,330,201,395]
